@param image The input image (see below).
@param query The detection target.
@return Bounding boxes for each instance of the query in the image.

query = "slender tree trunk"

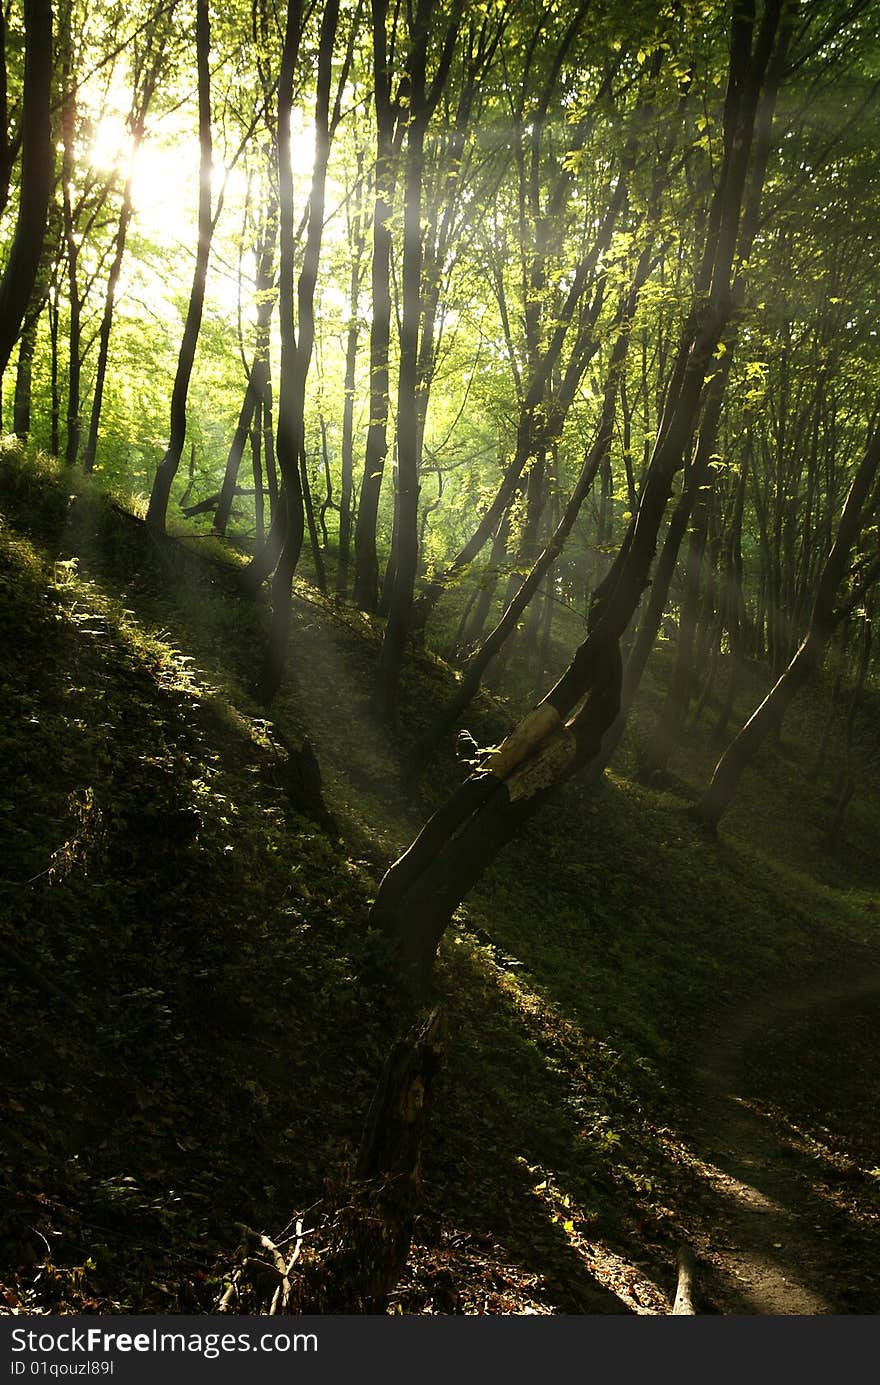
[337,154,366,597]
[251,406,265,542]
[337,279,360,594]
[212,379,260,534]
[49,277,60,455]
[146,0,213,530]
[83,119,149,472]
[213,196,277,534]
[257,0,338,701]
[300,442,327,591]
[352,0,397,611]
[13,288,47,437]
[374,57,430,715]
[373,0,464,710]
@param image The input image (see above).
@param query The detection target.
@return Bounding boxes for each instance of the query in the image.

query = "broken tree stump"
[217,1007,447,1315]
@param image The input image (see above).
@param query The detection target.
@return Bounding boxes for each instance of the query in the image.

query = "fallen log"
[180,486,255,519]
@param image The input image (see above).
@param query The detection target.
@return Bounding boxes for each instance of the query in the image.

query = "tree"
[0,0,53,380]
[82,4,171,473]
[370,0,788,984]
[255,0,342,702]
[146,0,213,531]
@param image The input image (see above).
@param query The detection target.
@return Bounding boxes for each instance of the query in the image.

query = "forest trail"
[680,972,880,1314]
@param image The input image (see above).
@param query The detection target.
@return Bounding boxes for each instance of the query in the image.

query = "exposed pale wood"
[673,1245,697,1315]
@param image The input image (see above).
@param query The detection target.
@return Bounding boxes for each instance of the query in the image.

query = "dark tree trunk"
[82,179,130,473]
[257,0,338,701]
[251,408,265,543]
[373,15,432,715]
[352,0,398,612]
[146,0,213,530]
[373,0,464,711]
[337,154,366,597]
[0,0,53,379]
[300,443,327,591]
[337,286,360,594]
[459,508,511,655]
[212,379,260,535]
[48,277,60,455]
[640,460,714,779]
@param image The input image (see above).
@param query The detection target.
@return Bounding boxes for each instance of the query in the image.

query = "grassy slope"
[1,444,878,1315]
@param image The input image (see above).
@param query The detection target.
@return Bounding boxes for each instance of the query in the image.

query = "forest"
[1,0,879,1318]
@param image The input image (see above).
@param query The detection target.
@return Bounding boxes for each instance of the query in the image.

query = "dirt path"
[680,972,880,1314]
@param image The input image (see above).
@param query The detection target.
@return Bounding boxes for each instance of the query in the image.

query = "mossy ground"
[1,443,878,1315]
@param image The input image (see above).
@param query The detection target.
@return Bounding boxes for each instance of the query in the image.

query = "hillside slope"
[1,446,879,1315]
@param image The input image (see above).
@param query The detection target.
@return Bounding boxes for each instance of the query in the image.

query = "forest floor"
[1,444,879,1316]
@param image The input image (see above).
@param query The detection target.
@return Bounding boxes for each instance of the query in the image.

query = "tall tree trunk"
[337,153,366,597]
[251,404,265,542]
[373,0,463,711]
[640,459,714,778]
[13,285,48,438]
[146,0,213,530]
[0,0,53,379]
[82,132,143,471]
[373,21,431,715]
[300,441,327,591]
[352,0,397,612]
[49,276,60,455]
[257,0,338,702]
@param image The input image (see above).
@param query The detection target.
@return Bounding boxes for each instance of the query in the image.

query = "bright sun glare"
[87,109,322,323]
